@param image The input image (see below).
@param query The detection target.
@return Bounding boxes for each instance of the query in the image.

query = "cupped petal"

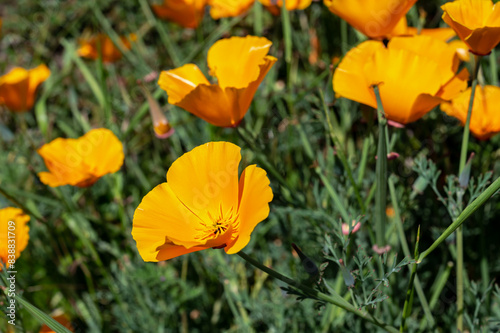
[132,183,204,261]
[158,64,210,104]
[166,142,241,223]
[324,0,417,38]
[209,0,255,19]
[225,164,272,254]
[389,35,459,80]
[365,47,443,124]
[441,85,500,140]
[464,26,500,55]
[26,64,50,110]
[207,36,272,89]
[333,41,385,109]
[442,0,494,31]
[172,56,276,127]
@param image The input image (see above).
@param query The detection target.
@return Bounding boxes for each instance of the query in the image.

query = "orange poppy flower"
[441,0,500,56]
[132,141,273,261]
[258,0,311,15]
[37,128,124,188]
[441,85,500,140]
[77,34,136,63]
[209,0,255,19]
[324,0,417,39]
[158,36,277,127]
[333,35,468,124]
[143,86,175,139]
[449,39,471,62]
[0,207,30,270]
[152,0,207,28]
[0,65,50,112]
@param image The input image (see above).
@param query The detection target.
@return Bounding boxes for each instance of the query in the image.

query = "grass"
[1,1,500,332]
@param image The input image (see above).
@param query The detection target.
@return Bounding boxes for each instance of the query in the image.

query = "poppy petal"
[207,36,273,89]
[333,41,384,109]
[166,142,241,224]
[132,183,203,261]
[158,64,210,105]
[225,164,272,254]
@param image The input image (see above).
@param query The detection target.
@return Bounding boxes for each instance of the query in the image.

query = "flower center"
[195,205,239,246]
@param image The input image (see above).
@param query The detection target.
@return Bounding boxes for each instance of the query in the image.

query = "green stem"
[237,251,399,333]
[253,1,263,36]
[489,48,498,86]
[456,54,480,332]
[373,85,387,247]
[281,1,292,66]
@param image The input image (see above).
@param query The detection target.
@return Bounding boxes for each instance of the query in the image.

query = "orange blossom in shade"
[441,85,500,140]
[0,65,50,112]
[0,207,30,270]
[152,0,207,28]
[77,34,136,63]
[333,35,469,124]
[132,141,273,261]
[258,0,312,15]
[441,0,500,56]
[158,36,277,127]
[39,314,74,333]
[324,0,417,39]
[37,128,124,188]
[209,0,255,19]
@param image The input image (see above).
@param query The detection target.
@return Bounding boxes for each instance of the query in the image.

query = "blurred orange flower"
[158,36,276,127]
[37,128,124,188]
[132,141,273,261]
[324,0,417,39]
[441,0,500,55]
[39,314,74,333]
[441,85,500,140]
[333,35,469,124]
[78,34,136,63]
[153,0,207,28]
[209,0,255,19]
[259,0,311,15]
[0,65,50,112]
[449,39,471,62]
[0,207,30,270]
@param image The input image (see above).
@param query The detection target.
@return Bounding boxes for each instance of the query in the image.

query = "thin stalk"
[373,86,388,247]
[281,0,292,65]
[456,54,481,332]
[489,48,498,86]
[237,251,399,333]
[253,1,263,36]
